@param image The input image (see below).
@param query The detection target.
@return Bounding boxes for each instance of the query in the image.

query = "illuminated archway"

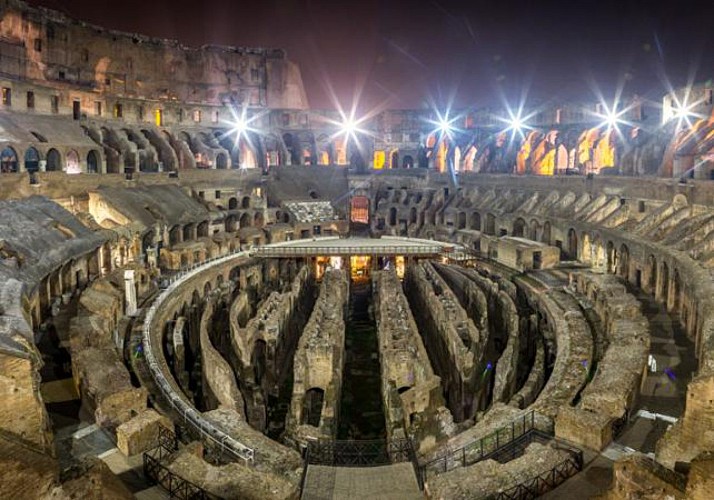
[66,149,81,174]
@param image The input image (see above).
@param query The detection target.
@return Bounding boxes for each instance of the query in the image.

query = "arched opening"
[254,212,264,228]
[183,224,194,242]
[485,213,496,235]
[457,212,466,230]
[169,225,181,246]
[567,228,578,260]
[301,388,325,427]
[45,148,61,172]
[239,212,252,228]
[283,133,300,165]
[391,151,399,169]
[606,241,616,274]
[1,147,18,173]
[228,197,238,210]
[541,221,551,245]
[66,149,81,174]
[197,221,209,238]
[530,220,540,241]
[470,212,481,231]
[646,255,657,295]
[24,147,40,172]
[513,218,527,238]
[241,196,251,209]
[410,207,417,224]
[402,155,414,168]
[87,150,100,173]
[225,215,237,232]
[216,152,228,169]
[619,243,630,279]
[389,207,397,226]
[659,261,669,302]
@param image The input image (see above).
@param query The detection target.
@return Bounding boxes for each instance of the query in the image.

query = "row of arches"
[0,146,100,173]
[167,212,266,247]
[466,211,694,334]
[422,124,629,175]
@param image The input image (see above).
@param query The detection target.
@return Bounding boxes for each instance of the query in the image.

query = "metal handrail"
[143,236,459,467]
[420,410,537,478]
[143,248,256,464]
[254,244,445,256]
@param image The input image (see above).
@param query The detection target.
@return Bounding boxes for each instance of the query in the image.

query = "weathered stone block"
[115,409,173,456]
[555,406,613,451]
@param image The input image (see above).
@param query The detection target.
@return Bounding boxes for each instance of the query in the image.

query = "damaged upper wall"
[0,195,109,354]
[88,185,210,231]
[0,0,308,109]
[0,195,108,287]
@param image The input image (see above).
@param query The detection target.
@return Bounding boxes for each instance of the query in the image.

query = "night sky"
[27,0,714,112]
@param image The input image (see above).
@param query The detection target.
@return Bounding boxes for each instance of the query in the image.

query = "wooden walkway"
[301,463,422,500]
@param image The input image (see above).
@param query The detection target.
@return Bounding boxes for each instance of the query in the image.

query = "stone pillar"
[124,270,137,316]
[146,247,157,269]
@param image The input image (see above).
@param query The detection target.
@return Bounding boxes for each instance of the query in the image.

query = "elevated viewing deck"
[252,236,454,258]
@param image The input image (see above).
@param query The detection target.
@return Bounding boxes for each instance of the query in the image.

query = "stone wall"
[372,270,455,453]
[428,442,573,498]
[0,349,52,453]
[199,299,245,415]
[69,277,146,431]
[403,261,479,422]
[556,272,649,451]
[285,269,347,447]
[165,442,299,500]
[229,264,314,432]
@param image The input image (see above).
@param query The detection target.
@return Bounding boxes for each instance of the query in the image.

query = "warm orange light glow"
[350,196,369,224]
[334,137,348,165]
[435,140,447,172]
[240,140,257,168]
[373,150,386,169]
[350,255,371,281]
[463,146,477,171]
[395,255,405,279]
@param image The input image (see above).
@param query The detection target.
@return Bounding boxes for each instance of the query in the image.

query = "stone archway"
[66,150,81,174]
[87,150,100,173]
[513,218,526,238]
[46,148,61,171]
[24,147,40,172]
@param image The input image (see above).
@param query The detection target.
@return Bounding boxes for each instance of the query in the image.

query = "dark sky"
[27,0,714,112]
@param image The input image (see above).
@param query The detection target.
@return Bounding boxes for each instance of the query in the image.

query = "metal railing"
[143,426,215,500]
[143,236,461,469]
[303,438,425,491]
[494,446,584,499]
[306,438,415,467]
[255,243,445,257]
[419,410,538,480]
[142,248,256,464]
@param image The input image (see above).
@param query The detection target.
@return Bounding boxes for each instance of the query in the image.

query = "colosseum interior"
[1,0,714,498]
